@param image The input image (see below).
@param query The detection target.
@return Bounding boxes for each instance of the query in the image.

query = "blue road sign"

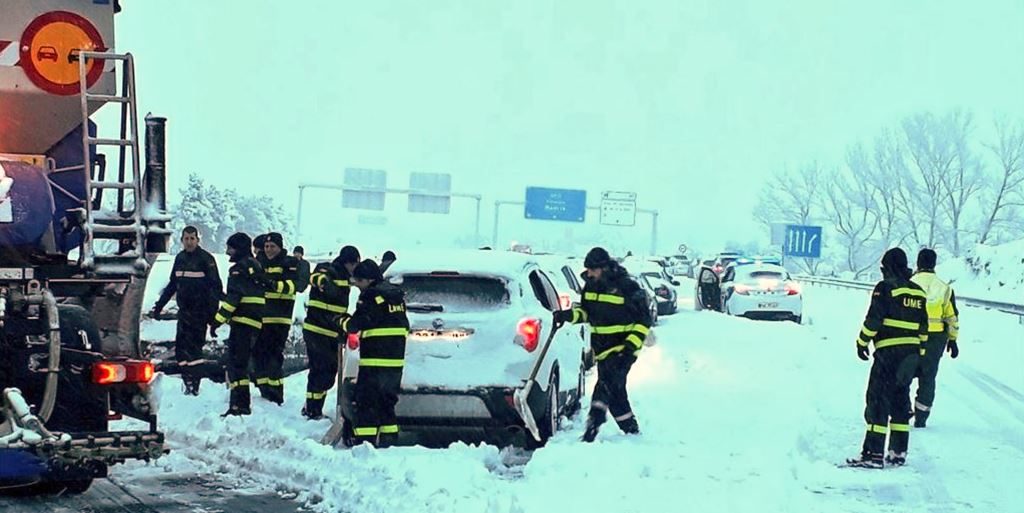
[524,187,587,222]
[784,225,822,258]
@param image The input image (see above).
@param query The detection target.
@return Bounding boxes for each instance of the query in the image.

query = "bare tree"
[753,163,825,274]
[979,117,1024,244]
[937,111,984,255]
[862,133,914,249]
[902,113,958,249]
[828,152,880,278]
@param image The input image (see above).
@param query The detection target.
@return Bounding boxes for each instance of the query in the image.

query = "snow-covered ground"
[113,280,1024,513]
[936,240,1024,304]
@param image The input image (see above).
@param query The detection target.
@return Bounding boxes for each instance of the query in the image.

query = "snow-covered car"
[339,250,588,448]
[642,274,678,315]
[696,263,802,322]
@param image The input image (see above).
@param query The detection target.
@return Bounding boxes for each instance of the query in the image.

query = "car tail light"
[92,360,155,385]
[558,293,572,310]
[785,282,801,296]
[734,284,752,295]
[516,318,541,352]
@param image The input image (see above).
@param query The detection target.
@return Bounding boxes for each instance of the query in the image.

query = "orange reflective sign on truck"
[18,10,106,96]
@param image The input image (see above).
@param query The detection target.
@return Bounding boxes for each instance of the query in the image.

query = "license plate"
[758,303,778,309]
[409,328,474,341]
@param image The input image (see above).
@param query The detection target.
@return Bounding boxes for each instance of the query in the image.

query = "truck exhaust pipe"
[143,114,170,253]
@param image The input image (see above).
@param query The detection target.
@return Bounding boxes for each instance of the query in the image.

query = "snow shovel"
[513,322,562,442]
[320,343,348,447]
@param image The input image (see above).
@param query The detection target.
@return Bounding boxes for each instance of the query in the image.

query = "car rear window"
[744,271,786,281]
[398,275,510,312]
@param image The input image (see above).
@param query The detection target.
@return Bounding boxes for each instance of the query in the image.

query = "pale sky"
[106,0,1024,254]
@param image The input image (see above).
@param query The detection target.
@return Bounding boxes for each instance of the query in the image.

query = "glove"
[552,309,573,327]
[149,307,162,320]
[857,344,870,361]
[346,333,360,350]
[947,340,959,359]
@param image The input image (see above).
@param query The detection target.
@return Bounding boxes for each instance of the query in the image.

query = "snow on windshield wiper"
[407,303,444,313]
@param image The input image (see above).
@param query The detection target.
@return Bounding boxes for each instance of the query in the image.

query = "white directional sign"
[600,191,637,227]
[342,168,386,210]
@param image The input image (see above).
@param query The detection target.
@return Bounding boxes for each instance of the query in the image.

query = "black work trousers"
[353,367,403,447]
[862,345,920,456]
[591,352,638,430]
[303,329,339,415]
[914,333,948,416]
[176,309,211,391]
[226,323,259,410]
[254,323,288,404]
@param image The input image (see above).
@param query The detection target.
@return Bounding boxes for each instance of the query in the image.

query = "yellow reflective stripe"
[890,423,911,432]
[631,324,650,336]
[266,292,296,300]
[215,312,230,324]
[340,317,350,332]
[308,300,347,313]
[379,424,399,434]
[353,427,379,436]
[583,292,625,304]
[891,288,926,298]
[857,338,869,348]
[375,296,385,304]
[255,378,284,386]
[263,317,293,325]
[625,333,643,349]
[861,326,878,338]
[919,334,928,341]
[867,424,888,434]
[333,280,350,287]
[595,345,626,361]
[359,358,404,367]
[241,296,266,304]
[229,379,251,389]
[233,316,262,329]
[584,292,598,301]
[306,391,328,400]
[362,328,409,338]
[920,347,926,356]
[303,323,339,337]
[571,308,587,324]
[592,324,632,334]
[874,337,920,349]
[219,301,237,313]
[882,319,920,331]
[265,266,284,274]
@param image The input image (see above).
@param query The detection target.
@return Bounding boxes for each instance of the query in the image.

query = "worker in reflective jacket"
[301,245,360,420]
[554,247,651,442]
[150,225,222,396]
[210,232,266,417]
[910,248,960,428]
[847,248,928,469]
[255,232,309,405]
[337,259,409,448]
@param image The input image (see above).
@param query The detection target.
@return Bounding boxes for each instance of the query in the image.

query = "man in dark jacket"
[150,226,222,395]
[554,247,652,442]
[210,232,266,416]
[301,245,360,419]
[293,246,312,287]
[847,248,929,468]
[338,259,409,448]
[255,232,308,405]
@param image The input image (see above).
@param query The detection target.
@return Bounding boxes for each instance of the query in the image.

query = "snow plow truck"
[0,0,169,494]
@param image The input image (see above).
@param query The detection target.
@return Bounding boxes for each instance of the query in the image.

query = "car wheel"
[527,367,560,449]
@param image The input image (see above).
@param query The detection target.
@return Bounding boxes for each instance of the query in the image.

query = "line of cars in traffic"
[693,253,803,323]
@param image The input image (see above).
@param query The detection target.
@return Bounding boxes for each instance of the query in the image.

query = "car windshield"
[398,275,510,313]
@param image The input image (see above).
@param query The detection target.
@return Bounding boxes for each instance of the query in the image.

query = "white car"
[339,250,588,448]
[696,263,803,323]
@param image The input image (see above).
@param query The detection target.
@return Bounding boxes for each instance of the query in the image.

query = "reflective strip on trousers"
[867,424,888,434]
[361,328,409,338]
[354,427,379,437]
[594,345,626,361]
[256,378,284,386]
[303,322,339,338]
[359,358,404,368]
[379,424,399,434]
[229,379,251,389]
[890,423,911,432]
[306,391,328,400]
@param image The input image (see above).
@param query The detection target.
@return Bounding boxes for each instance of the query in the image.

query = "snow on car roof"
[739,263,788,275]
[384,250,540,278]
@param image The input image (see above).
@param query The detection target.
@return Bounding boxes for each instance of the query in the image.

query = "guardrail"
[795,275,1024,321]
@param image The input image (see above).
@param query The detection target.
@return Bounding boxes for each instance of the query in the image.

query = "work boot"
[845,452,884,469]
[616,416,640,435]
[581,410,607,443]
[885,451,907,467]
[914,410,930,428]
[302,406,325,421]
[183,379,201,396]
[221,405,251,417]
[378,433,399,449]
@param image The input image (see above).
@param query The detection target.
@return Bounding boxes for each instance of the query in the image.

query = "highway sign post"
[783,224,822,258]
[599,191,637,226]
[523,187,587,222]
